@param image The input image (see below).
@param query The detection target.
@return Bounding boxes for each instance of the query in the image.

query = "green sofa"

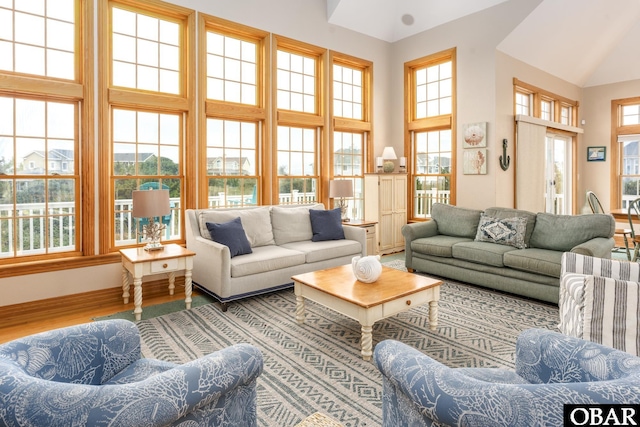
[402,204,615,304]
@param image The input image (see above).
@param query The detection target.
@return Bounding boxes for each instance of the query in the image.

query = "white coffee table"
[292,264,441,360]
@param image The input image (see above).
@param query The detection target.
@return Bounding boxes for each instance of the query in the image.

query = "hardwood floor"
[0,278,203,344]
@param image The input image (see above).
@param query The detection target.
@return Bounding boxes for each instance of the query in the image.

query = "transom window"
[623,104,640,126]
[514,79,578,126]
[206,32,257,104]
[515,91,531,115]
[277,50,316,113]
[0,1,75,79]
[415,61,452,119]
[111,7,180,94]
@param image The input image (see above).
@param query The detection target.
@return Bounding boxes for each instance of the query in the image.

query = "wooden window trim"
[198,15,269,207]
[98,0,195,253]
[405,48,457,221]
[610,96,640,209]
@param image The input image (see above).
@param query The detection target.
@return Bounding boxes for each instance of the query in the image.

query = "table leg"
[295,295,306,323]
[184,268,192,309]
[133,276,143,321]
[429,300,438,331]
[122,267,130,304]
[168,272,175,296]
[361,324,373,361]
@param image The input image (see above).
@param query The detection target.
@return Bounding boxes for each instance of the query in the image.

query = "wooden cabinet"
[343,220,378,256]
[364,173,407,255]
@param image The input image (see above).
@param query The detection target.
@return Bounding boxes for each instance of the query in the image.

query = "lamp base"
[383,161,395,173]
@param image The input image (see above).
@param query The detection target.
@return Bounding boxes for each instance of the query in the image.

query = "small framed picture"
[587,146,606,162]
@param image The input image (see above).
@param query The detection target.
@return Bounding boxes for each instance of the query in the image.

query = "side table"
[119,244,196,321]
[342,220,378,255]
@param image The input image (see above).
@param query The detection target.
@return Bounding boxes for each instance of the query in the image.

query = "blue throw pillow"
[309,208,345,242]
[206,217,252,258]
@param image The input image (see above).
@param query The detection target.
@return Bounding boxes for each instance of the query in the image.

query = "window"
[612,99,640,210]
[0,0,89,263]
[514,79,578,126]
[515,91,531,115]
[330,54,371,220]
[274,37,324,205]
[100,1,194,252]
[406,49,456,220]
[200,16,266,208]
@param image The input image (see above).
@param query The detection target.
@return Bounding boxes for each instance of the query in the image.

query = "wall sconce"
[382,146,397,173]
[329,179,354,222]
[132,189,170,251]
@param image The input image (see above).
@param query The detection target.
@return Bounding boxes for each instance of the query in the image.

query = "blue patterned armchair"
[0,319,263,427]
[374,328,640,426]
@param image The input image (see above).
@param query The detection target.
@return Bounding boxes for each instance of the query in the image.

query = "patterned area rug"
[137,260,559,427]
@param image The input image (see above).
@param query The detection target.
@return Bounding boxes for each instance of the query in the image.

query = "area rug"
[135,260,560,427]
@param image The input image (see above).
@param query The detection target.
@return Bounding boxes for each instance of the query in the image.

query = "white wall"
[389,0,541,210]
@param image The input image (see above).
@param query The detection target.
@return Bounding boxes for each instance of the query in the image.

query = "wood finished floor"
[0,253,404,344]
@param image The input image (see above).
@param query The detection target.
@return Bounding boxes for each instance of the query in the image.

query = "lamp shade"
[329,180,353,198]
[132,189,170,218]
[382,146,397,160]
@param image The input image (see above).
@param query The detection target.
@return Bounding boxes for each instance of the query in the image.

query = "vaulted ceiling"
[326,0,640,88]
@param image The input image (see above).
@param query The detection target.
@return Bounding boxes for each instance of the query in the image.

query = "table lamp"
[329,179,354,222]
[132,189,170,251]
[382,146,397,173]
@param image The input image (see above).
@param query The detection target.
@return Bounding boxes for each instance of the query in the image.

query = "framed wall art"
[462,122,487,148]
[463,149,487,175]
[587,146,606,162]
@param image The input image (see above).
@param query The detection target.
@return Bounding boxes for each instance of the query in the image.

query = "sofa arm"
[515,328,638,383]
[401,221,438,269]
[188,235,232,297]
[0,319,140,385]
[561,252,640,280]
[570,237,615,258]
[343,225,367,256]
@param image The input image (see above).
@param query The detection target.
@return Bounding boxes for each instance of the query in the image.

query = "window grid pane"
[623,105,640,126]
[515,91,530,115]
[415,62,452,119]
[0,1,75,79]
[277,125,317,204]
[333,64,363,120]
[206,118,258,208]
[334,131,363,219]
[112,108,183,247]
[413,130,452,218]
[277,50,315,113]
[111,6,181,94]
[206,31,257,105]
[0,96,78,258]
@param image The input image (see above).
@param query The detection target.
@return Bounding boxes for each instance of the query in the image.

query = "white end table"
[119,244,196,321]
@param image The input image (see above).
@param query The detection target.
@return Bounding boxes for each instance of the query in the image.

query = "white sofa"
[186,203,366,311]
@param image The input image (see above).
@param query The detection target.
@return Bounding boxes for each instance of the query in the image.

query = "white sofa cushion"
[281,239,362,263]
[229,245,305,278]
[197,206,275,248]
[271,204,324,245]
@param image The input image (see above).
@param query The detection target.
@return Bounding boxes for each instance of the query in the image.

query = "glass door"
[545,134,572,214]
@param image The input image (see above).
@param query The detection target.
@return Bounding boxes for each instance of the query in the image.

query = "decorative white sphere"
[351,255,382,283]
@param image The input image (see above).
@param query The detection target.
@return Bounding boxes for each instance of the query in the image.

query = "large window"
[100,1,194,252]
[0,0,90,264]
[331,54,372,220]
[199,15,266,208]
[406,49,456,220]
[275,38,324,205]
[612,99,640,210]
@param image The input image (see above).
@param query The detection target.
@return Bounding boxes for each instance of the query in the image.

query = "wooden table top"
[119,243,195,264]
[292,264,441,308]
